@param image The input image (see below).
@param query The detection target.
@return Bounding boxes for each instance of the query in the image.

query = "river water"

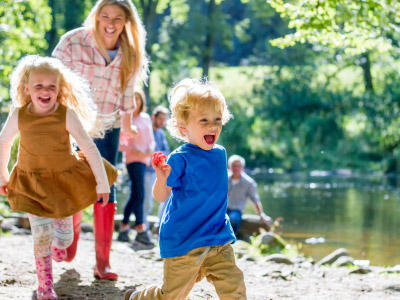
[116,169,400,266]
[254,172,400,266]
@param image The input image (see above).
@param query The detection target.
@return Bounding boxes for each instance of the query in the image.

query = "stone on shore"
[317,248,349,266]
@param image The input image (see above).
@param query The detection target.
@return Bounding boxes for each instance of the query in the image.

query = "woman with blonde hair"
[52,0,148,281]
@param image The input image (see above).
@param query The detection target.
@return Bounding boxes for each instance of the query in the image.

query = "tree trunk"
[360,52,374,92]
[64,0,86,31]
[202,0,216,79]
[45,0,57,55]
[140,0,158,109]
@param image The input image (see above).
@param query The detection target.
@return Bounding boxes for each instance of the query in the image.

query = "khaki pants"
[132,243,246,300]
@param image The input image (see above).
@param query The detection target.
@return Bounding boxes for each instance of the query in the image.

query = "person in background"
[52,0,148,280]
[143,105,170,230]
[118,90,155,246]
[227,154,272,235]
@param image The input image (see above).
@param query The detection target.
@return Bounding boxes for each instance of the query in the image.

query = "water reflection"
[253,172,400,266]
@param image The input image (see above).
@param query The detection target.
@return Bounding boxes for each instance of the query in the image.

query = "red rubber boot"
[93,202,118,281]
[64,211,83,262]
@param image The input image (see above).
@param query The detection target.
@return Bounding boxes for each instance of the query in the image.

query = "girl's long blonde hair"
[10,55,106,138]
[167,78,232,142]
[84,0,148,92]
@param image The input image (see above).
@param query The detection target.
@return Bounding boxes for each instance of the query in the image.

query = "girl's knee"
[53,217,74,248]
[32,231,54,256]
[53,234,73,249]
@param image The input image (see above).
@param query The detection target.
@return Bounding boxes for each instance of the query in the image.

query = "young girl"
[125,79,246,300]
[52,0,148,280]
[0,55,117,300]
[117,89,155,245]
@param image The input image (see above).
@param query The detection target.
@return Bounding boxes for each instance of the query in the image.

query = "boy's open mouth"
[204,134,216,145]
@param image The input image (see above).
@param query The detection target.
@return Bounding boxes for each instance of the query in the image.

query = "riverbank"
[0,234,399,299]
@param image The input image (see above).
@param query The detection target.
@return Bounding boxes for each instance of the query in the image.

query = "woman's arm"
[120,74,138,114]
[121,112,138,138]
[147,117,156,154]
[52,33,73,69]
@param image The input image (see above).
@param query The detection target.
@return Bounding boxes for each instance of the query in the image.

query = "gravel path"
[0,235,399,299]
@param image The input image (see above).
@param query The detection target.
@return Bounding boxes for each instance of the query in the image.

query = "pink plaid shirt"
[52,27,137,125]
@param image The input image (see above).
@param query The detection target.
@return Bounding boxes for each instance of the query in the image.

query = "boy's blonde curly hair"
[167,78,232,142]
[10,55,108,138]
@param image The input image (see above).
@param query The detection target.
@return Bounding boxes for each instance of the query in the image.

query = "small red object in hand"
[152,152,167,166]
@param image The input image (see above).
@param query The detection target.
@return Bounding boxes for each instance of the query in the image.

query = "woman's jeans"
[122,162,146,226]
[227,209,242,234]
[94,128,120,203]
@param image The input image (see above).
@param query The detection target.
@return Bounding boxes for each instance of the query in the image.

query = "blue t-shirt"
[159,143,236,258]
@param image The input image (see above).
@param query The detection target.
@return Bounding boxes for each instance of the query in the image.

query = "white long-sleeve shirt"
[0,105,110,193]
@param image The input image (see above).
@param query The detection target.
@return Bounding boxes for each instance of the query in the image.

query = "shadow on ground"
[30,269,137,300]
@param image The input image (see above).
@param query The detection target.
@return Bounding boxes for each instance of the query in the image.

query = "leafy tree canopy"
[268,0,400,55]
[0,0,51,103]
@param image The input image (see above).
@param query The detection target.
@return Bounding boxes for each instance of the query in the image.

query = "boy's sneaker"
[117,230,130,242]
[135,231,154,246]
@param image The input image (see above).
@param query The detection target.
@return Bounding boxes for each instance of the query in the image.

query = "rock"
[385,285,400,292]
[1,218,17,232]
[81,223,93,233]
[350,267,372,274]
[265,254,293,265]
[353,259,370,267]
[333,256,354,267]
[12,228,31,235]
[234,249,247,259]
[114,214,159,231]
[305,237,326,244]
[238,214,271,238]
[317,248,349,266]
[240,255,256,262]
[260,232,286,249]
[17,215,30,229]
[384,265,400,273]
[264,269,296,280]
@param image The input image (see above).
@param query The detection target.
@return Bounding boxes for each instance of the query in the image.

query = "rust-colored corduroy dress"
[7,104,117,218]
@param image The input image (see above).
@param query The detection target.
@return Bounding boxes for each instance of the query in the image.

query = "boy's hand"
[0,185,8,196]
[152,152,170,180]
[152,152,167,166]
[97,193,110,206]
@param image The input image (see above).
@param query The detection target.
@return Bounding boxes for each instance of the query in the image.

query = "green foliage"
[0,0,51,104]
[82,206,94,225]
[0,199,10,217]
[268,0,400,55]
[247,234,300,257]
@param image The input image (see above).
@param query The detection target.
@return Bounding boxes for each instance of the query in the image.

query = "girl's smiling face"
[25,71,59,115]
[180,106,223,151]
[98,4,127,49]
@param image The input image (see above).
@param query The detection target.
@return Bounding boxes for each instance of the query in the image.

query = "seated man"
[227,154,272,234]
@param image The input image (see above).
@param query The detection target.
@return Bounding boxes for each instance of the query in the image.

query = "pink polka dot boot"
[35,255,57,300]
[51,245,67,262]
